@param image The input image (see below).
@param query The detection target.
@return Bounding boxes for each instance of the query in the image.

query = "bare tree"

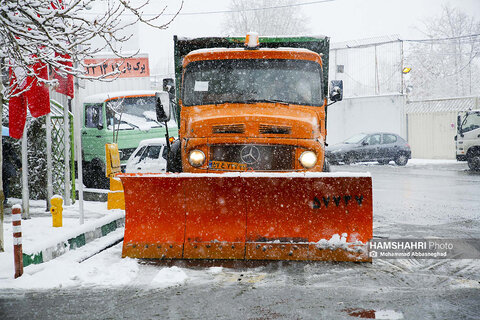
[405,5,480,98]
[223,0,309,36]
[0,0,182,91]
[0,0,182,251]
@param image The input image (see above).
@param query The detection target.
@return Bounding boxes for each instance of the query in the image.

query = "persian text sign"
[84,57,150,78]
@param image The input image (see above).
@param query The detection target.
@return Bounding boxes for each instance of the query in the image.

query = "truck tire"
[83,160,109,189]
[167,140,183,173]
[467,150,480,171]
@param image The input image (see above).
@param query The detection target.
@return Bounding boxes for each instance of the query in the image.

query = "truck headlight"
[299,151,317,169]
[188,150,205,167]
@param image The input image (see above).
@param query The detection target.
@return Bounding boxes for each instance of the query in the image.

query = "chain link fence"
[329,36,404,98]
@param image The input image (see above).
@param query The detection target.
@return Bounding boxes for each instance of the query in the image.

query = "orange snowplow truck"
[120,33,373,262]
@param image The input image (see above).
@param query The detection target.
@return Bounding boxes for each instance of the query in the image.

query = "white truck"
[456,110,480,170]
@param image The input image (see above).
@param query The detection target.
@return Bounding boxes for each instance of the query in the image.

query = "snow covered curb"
[22,212,125,268]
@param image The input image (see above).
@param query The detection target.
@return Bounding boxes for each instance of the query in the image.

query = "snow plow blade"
[119,173,372,262]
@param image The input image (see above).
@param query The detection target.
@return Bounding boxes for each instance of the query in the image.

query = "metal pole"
[64,99,71,206]
[0,78,4,252]
[12,206,23,278]
[374,44,379,95]
[21,124,29,219]
[46,113,53,211]
[400,40,404,95]
[73,78,84,224]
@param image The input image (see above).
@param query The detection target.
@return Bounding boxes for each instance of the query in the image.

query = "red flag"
[26,62,50,117]
[53,52,74,98]
[8,63,50,139]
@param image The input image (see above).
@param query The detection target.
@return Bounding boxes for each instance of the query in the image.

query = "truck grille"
[212,124,245,134]
[259,124,291,135]
[210,145,294,171]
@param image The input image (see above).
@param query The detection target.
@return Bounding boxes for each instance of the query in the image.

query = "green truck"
[81,90,178,188]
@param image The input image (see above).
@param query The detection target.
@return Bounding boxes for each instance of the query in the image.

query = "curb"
[22,216,125,268]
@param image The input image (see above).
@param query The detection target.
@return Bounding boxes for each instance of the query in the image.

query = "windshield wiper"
[242,99,290,105]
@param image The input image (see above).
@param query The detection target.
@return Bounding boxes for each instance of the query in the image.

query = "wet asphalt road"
[1,162,480,319]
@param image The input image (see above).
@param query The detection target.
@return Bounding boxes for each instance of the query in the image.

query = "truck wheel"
[467,151,480,171]
[167,140,182,173]
[82,163,95,188]
[394,153,408,166]
[83,160,109,189]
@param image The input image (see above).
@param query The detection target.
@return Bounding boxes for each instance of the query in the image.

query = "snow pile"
[0,234,137,289]
[152,266,189,287]
[120,113,159,131]
[315,233,366,253]
[80,256,139,287]
[7,256,139,290]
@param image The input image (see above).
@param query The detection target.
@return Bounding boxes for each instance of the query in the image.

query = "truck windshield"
[105,96,161,130]
[461,112,480,133]
[183,59,323,106]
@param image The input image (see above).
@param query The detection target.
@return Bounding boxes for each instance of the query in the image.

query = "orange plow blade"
[120,173,373,262]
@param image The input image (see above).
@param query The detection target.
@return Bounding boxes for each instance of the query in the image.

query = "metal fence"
[329,36,404,98]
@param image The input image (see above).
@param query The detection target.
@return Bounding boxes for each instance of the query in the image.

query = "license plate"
[209,161,247,171]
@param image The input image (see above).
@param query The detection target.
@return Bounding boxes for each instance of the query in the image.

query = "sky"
[118,0,480,76]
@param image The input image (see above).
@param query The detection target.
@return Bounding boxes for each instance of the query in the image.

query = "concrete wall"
[326,94,406,145]
[407,112,457,159]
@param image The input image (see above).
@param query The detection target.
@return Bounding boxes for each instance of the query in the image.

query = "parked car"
[125,138,168,173]
[326,132,411,166]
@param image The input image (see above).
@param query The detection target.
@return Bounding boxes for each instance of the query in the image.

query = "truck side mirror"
[329,80,343,102]
[156,91,171,122]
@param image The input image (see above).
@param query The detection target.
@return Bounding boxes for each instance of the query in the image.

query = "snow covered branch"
[0,0,183,98]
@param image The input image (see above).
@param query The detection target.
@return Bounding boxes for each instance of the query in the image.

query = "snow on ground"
[349,158,459,167]
[407,158,459,165]
[0,199,123,285]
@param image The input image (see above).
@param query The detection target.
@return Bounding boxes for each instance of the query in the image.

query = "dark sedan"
[326,132,411,166]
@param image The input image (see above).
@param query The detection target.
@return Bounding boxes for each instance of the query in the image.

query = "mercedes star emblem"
[240,145,261,164]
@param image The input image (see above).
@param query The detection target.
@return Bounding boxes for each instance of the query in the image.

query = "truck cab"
[82,90,178,188]
[162,33,342,173]
[456,110,480,170]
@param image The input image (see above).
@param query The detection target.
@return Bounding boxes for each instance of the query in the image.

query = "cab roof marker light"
[245,32,260,49]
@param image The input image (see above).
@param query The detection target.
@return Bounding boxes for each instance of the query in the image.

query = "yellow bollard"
[50,196,63,227]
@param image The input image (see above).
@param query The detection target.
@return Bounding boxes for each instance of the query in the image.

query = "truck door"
[460,111,480,157]
[82,103,106,162]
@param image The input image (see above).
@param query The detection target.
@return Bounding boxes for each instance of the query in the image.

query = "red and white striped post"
[12,205,23,278]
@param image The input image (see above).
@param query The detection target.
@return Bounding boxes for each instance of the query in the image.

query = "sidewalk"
[0,198,124,280]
